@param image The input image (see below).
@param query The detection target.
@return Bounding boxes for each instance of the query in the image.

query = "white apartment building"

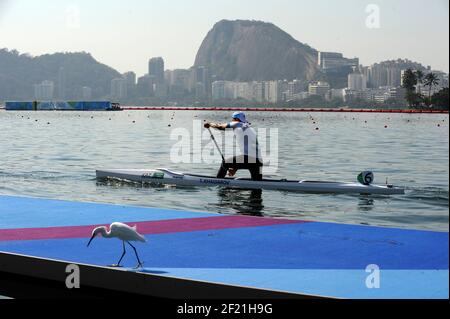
[348,73,367,91]
[234,82,251,100]
[111,78,127,99]
[264,81,281,103]
[250,81,265,102]
[212,81,236,100]
[308,81,331,97]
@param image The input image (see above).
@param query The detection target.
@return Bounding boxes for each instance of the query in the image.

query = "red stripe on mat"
[0,215,307,241]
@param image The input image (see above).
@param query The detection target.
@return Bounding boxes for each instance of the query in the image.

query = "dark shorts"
[217,155,263,181]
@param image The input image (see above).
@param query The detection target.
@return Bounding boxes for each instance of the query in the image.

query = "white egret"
[87,222,146,268]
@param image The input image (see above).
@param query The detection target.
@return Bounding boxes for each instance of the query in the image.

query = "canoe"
[96,168,405,195]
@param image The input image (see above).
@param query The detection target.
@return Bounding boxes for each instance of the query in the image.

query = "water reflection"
[216,188,264,216]
[357,196,375,212]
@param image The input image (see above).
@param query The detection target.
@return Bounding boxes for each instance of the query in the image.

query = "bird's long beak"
[87,234,95,247]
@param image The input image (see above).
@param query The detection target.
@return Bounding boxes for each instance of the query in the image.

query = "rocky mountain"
[0,49,121,100]
[194,20,321,82]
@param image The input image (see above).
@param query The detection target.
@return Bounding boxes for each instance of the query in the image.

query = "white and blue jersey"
[226,121,261,160]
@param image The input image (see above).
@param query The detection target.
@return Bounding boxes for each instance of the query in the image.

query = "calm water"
[0,110,448,231]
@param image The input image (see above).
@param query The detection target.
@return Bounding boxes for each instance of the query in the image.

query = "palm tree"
[402,69,417,91]
[415,70,424,95]
[423,72,440,103]
[402,69,418,107]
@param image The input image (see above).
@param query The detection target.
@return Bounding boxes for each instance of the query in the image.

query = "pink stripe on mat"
[0,215,306,242]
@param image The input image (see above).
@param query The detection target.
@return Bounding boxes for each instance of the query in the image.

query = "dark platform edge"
[0,252,326,299]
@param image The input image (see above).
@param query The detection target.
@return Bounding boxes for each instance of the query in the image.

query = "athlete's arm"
[204,122,228,130]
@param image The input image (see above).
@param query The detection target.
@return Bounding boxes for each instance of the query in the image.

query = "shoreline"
[121,106,449,114]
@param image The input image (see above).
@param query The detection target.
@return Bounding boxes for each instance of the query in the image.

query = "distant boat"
[107,102,123,111]
[5,101,123,111]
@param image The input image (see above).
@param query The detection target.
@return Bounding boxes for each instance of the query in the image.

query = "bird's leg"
[111,241,126,267]
[127,241,144,269]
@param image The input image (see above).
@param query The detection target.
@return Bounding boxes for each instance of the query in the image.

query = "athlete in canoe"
[204,111,263,181]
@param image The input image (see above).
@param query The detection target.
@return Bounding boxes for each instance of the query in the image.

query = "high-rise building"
[123,72,136,97]
[137,75,156,97]
[212,81,227,100]
[234,82,252,101]
[366,64,387,88]
[284,79,303,101]
[164,70,174,86]
[164,69,190,96]
[190,66,211,99]
[34,80,54,100]
[111,78,127,99]
[212,81,237,100]
[367,59,426,88]
[148,57,165,84]
[386,67,402,87]
[264,81,282,103]
[123,71,136,87]
[195,82,206,100]
[172,69,190,92]
[212,81,225,100]
[154,82,168,98]
[348,73,367,91]
[250,81,265,102]
[318,52,359,71]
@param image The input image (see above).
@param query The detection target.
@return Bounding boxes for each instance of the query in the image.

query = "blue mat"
[0,195,448,298]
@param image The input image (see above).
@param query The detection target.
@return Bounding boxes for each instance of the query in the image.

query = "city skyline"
[7,52,448,105]
[0,0,448,75]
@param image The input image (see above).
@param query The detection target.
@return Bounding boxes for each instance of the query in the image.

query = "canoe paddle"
[207,127,225,162]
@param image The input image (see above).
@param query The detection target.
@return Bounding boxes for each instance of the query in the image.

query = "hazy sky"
[0,0,448,76]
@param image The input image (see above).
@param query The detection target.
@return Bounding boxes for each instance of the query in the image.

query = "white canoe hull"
[96,168,405,195]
